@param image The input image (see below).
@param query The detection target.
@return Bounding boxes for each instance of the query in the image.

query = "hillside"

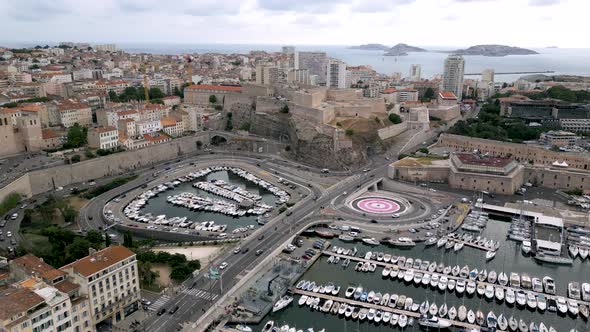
[452,44,538,57]
[384,43,427,56]
[349,44,390,51]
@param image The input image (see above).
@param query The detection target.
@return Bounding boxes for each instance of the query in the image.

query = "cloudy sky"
[1,0,587,48]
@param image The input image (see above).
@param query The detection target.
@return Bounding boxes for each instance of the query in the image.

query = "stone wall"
[290,103,334,126]
[0,174,32,202]
[438,134,590,170]
[524,166,590,190]
[378,122,408,140]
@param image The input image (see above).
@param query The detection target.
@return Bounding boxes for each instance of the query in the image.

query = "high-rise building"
[443,55,465,100]
[255,64,279,86]
[326,59,347,89]
[282,46,295,55]
[409,64,421,81]
[294,51,328,84]
[94,44,118,52]
[287,69,310,85]
[482,69,495,82]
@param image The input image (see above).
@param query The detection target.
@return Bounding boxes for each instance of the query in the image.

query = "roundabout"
[352,196,403,214]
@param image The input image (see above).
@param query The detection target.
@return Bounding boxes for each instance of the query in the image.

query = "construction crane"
[141,64,149,102]
[184,54,193,84]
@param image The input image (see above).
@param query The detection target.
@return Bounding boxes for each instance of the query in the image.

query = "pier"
[322,250,590,310]
[443,238,496,252]
[290,288,481,330]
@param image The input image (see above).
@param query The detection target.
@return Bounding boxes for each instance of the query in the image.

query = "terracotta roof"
[118,110,139,116]
[92,126,117,133]
[160,116,177,127]
[42,128,61,139]
[54,280,80,294]
[60,246,135,278]
[382,88,397,94]
[12,254,67,281]
[439,91,457,100]
[143,132,171,143]
[0,287,45,320]
[455,152,513,168]
[186,84,242,92]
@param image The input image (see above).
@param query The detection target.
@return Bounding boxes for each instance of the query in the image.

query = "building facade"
[442,55,465,100]
[87,126,119,150]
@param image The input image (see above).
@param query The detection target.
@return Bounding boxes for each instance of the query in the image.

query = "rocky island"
[384,43,427,56]
[451,44,538,56]
[349,44,390,51]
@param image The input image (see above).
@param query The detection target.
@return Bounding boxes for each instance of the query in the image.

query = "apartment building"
[53,100,92,128]
[0,287,47,332]
[255,64,279,86]
[326,59,347,89]
[294,51,328,84]
[161,116,183,137]
[95,80,130,94]
[59,246,140,326]
[135,120,162,135]
[87,126,119,150]
[382,88,419,103]
[442,55,465,100]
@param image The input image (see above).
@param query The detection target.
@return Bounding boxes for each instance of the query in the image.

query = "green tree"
[65,238,92,263]
[108,90,119,102]
[345,129,354,136]
[123,231,134,248]
[70,155,81,163]
[209,95,217,104]
[174,86,184,98]
[85,230,103,246]
[388,113,402,124]
[418,147,429,154]
[280,105,289,113]
[422,87,435,101]
[66,123,87,148]
[104,233,111,247]
[84,150,95,159]
[240,122,251,131]
[148,87,165,99]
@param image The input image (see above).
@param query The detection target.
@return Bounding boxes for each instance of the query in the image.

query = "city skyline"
[1,0,589,48]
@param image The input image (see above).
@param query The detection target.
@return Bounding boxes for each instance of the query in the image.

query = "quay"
[290,288,480,330]
[322,250,590,309]
[464,70,555,76]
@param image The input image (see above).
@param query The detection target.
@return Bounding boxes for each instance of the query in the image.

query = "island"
[348,44,390,51]
[451,44,538,57]
[384,43,427,56]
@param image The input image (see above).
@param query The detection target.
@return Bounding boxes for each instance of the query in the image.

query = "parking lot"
[0,153,63,187]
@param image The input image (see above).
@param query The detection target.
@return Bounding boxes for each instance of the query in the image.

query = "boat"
[488,270,498,284]
[439,303,448,318]
[467,309,476,324]
[388,294,398,308]
[522,240,532,255]
[428,261,437,272]
[486,250,497,260]
[425,237,437,246]
[568,282,581,300]
[382,267,391,278]
[498,314,508,331]
[389,237,416,247]
[526,292,537,309]
[537,294,547,311]
[430,274,439,288]
[521,274,532,289]
[519,319,527,332]
[582,283,590,301]
[331,302,340,314]
[466,281,476,295]
[458,305,467,321]
[580,248,589,260]
[448,279,456,291]
[262,321,274,332]
[485,285,495,299]
[539,323,548,332]
[532,278,543,293]
[516,291,526,307]
[510,273,521,288]
[477,284,486,296]
[353,286,363,300]
[429,302,438,316]
[298,295,308,306]
[437,238,448,248]
[451,265,460,276]
[398,314,408,328]
[321,299,333,312]
[390,313,398,326]
[404,269,414,283]
[382,311,391,324]
[439,276,448,291]
[338,234,354,242]
[487,311,497,328]
[345,286,355,298]
[445,240,455,250]
[384,253,392,263]
[359,308,368,320]
[459,265,470,278]
[498,272,509,286]
[496,287,505,302]
[456,280,466,294]
[422,273,431,286]
[390,266,399,279]
[506,289,516,305]
[569,245,579,258]
[404,297,413,311]
[367,308,375,321]
[454,242,464,252]
[478,269,488,282]
[476,310,485,326]
[235,325,252,332]
[397,295,406,309]
[443,265,452,275]
[543,277,556,294]
[418,314,451,329]
[448,306,457,320]
[530,322,539,332]
[568,299,579,316]
[556,297,568,314]
[419,301,429,314]
[273,296,293,313]
[534,252,573,265]
[508,316,518,331]
[580,304,589,320]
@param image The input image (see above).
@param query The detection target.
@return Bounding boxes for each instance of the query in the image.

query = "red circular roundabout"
[352,197,404,214]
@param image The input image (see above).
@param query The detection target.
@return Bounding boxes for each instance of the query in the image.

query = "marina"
[248,217,590,331]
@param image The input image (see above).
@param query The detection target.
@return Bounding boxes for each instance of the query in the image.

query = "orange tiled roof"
[60,246,135,278]
[186,84,241,92]
[160,116,177,127]
[54,280,80,294]
[439,91,457,100]
[0,287,45,320]
[12,254,67,281]
[42,128,61,140]
[143,132,171,143]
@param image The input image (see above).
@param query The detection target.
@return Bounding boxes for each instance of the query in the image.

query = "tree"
[85,150,95,159]
[108,90,119,102]
[85,230,103,246]
[104,232,111,247]
[388,113,402,124]
[418,147,429,154]
[422,87,435,101]
[66,123,87,148]
[280,105,289,113]
[174,86,184,98]
[123,231,134,248]
[240,122,251,131]
[209,95,217,104]
[65,238,92,263]
[345,129,354,136]
[70,155,81,163]
[148,87,165,99]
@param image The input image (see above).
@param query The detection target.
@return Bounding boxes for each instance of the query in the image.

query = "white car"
[233,247,241,254]
[146,225,158,230]
[219,262,229,270]
[10,213,18,220]
[20,204,27,209]
[6,231,12,237]
[392,214,400,218]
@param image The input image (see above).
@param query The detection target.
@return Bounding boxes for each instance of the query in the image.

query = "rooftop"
[439,91,458,100]
[0,287,45,320]
[12,254,67,281]
[186,84,242,92]
[60,245,135,278]
[92,126,117,133]
[454,152,513,168]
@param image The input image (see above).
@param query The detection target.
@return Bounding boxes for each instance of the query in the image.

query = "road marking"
[181,288,218,300]
[147,295,171,311]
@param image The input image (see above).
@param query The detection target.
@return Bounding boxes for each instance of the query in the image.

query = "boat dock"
[321,250,590,309]
[448,238,496,252]
[290,288,480,330]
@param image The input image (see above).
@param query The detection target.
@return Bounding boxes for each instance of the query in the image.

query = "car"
[6,231,12,237]
[4,215,9,220]
[370,219,378,224]
[362,169,369,172]
[219,262,228,270]
[140,299,152,306]
[258,234,265,241]
[10,213,18,220]
[10,239,16,245]
[242,248,250,254]
[409,228,417,233]
[157,308,166,316]
[168,306,179,314]
[88,216,93,220]
[20,204,27,209]
[0,235,4,241]
[255,249,264,256]
[233,247,241,254]
[55,186,63,191]
[392,214,400,218]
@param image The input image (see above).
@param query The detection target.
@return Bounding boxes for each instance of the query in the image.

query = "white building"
[60,246,140,326]
[136,120,162,135]
[409,64,421,81]
[482,69,495,83]
[287,69,310,85]
[294,51,328,84]
[94,44,118,52]
[443,55,465,100]
[34,287,74,332]
[326,59,347,89]
[87,126,119,150]
[255,64,279,86]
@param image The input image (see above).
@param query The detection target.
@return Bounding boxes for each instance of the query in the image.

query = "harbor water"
[252,218,589,331]
[140,170,276,232]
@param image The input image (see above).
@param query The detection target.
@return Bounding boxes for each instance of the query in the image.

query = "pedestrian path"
[147,295,170,312]
[182,288,219,301]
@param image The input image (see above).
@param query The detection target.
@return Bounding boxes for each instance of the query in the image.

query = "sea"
[4,41,590,82]
[116,43,590,83]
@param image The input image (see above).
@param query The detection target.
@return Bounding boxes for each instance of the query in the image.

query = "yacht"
[451,265,461,276]
[568,282,581,300]
[543,277,556,294]
[497,314,508,331]
[521,240,532,255]
[532,278,543,293]
[582,282,590,301]
[486,250,497,260]
[568,299,579,316]
[498,272,509,286]
[439,303,448,317]
[466,309,475,324]
[298,295,308,306]
[390,237,416,247]
[262,321,274,332]
[506,289,516,305]
[580,248,589,260]
[429,302,438,316]
[485,285,495,299]
[526,292,537,309]
[488,270,498,284]
[437,238,448,248]
[516,291,526,307]
[448,306,457,320]
[476,310,485,326]
[418,314,451,329]
[495,287,505,302]
[569,245,579,258]
[510,273,521,288]
[487,311,497,329]
[556,297,568,314]
[362,237,380,246]
[534,252,573,265]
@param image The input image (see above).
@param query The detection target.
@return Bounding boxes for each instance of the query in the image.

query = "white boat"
[338,234,355,242]
[448,279,456,291]
[419,301,429,314]
[362,237,380,246]
[390,313,398,326]
[262,321,274,332]
[273,296,293,313]
[382,267,391,278]
[456,280,466,294]
[235,325,252,332]
[454,242,464,251]
[425,237,437,246]
[477,284,486,297]
[568,299,579,316]
[439,303,448,317]
[538,294,547,311]
[467,310,476,324]
[438,276,448,291]
[516,291,526,307]
[390,237,416,247]
[298,295,308,306]
[506,289,516,304]
[404,269,414,282]
[580,248,589,260]
[526,292,537,309]
[429,302,438,316]
[418,314,451,329]
[556,296,568,314]
[466,281,476,295]
[568,282,581,300]
[569,245,579,258]
[582,282,590,301]
[497,314,508,331]
[345,286,355,298]
[486,250,497,260]
[495,287,505,301]
[508,316,518,331]
[398,314,408,327]
[458,305,467,321]
[437,238,448,248]
[522,240,532,255]
[448,306,457,320]
[488,270,498,284]
[534,252,573,265]
[487,311,497,329]
[543,276,556,294]
[485,285,495,299]
[498,272,509,286]
[510,273,521,288]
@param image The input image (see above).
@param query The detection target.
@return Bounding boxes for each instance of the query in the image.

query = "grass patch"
[21,232,53,256]
[0,193,20,216]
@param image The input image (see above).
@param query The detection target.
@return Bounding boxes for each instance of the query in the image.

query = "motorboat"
[497,314,508,331]
[443,265,452,275]
[388,294,398,308]
[425,237,437,246]
[508,316,518,331]
[556,297,568,314]
[430,274,439,288]
[438,276,448,291]
[428,261,437,272]
[543,277,556,295]
[476,310,485,326]
[580,304,589,320]
[418,314,451,329]
[454,242,464,252]
[437,238,448,248]
[262,321,274,332]
[345,286,355,298]
[390,313,398,326]
[397,295,406,309]
[568,282,581,300]
[467,309,476,324]
[390,237,416,247]
[568,299,579,316]
[422,273,431,286]
[539,323,548,332]
[506,289,516,305]
[583,283,590,301]
[456,279,466,294]
[569,245,579,258]
[510,273,521,288]
[404,269,414,283]
[466,280,476,295]
[486,250,497,260]
[459,265,470,278]
[298,295,308,306]
[414,272,423,285]
[537,294,547,311]
[519,319,527,332]
[521,274,532,289]
[390,266,399,279]
[451,265,460,276]
[580,248,589,260]
[273,296,293,313]
[458,305,467,321]
[235,325,252,332]
[436,262,445,273]
[516,291,526,307]
[526,292,537,309]
[521,240,532,255]
[498,272,509,286]
[488,270,498,284]
[382,266,392,278]
[534,252,573,265]
[477,283,486,297]
[448,279,456,291]
[487,311,497,328]
[532,278,543,293]
[404,297,413,311]
[448,306,457,320]
[485,285,495,299]
[398,314,408,328]
[495,287,505,302]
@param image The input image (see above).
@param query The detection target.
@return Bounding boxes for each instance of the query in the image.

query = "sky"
[1,0,588,48]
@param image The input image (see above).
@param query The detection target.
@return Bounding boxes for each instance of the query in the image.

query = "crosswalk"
[147,295,170,312]
[181,288,219,301]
